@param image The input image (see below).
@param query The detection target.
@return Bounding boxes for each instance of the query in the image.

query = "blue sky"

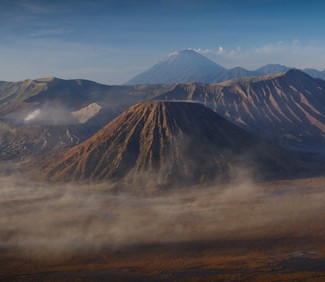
[1,0,325,84]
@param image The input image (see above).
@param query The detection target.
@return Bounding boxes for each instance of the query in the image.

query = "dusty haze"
[1,169,325,258]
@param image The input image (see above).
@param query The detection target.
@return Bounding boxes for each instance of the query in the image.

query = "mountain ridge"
[44,101,310,187]
[152,69,325,148]
[1,69,325,155]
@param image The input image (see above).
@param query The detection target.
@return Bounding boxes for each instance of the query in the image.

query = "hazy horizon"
[1,0,325,84]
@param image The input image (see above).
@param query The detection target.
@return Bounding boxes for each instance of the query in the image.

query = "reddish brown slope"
[45,101,308,186]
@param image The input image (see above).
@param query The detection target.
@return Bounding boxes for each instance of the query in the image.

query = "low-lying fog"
[1,173,325,256]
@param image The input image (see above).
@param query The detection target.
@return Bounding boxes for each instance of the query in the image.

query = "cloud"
[26,28,73,38]
[191,41,325,70]
[11,0,70,14]
[217,46,224,54]
[14,1,53,14]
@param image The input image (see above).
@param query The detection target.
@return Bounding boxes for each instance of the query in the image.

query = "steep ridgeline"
[154,70,325,148]
[45,101,306,187]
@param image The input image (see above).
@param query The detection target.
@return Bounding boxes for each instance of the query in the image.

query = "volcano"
[45,101,306,187]
[126,49,225,84]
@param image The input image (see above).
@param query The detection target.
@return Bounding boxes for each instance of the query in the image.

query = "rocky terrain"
[0,121,81,160]
[1,69,325,162]
[44,101,314,187]
[154,70,325,148]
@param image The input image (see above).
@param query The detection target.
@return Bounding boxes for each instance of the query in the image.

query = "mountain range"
[127,49,325,84]
[153,69,325,148]
[0,62,324,186]
[44,101,310,187]
[1,68,325,162]
[0,78,177,159]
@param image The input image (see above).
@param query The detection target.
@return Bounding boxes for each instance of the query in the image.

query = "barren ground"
[1,162,325,281]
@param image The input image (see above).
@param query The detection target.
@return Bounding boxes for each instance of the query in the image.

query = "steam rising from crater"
[4,103,78,126]
[16,102,102,125]
[22,103,77,125]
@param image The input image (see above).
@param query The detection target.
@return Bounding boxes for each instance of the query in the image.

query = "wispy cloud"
[26,28,73,38]
[191,40,325,70]
[14,1,53,14]
[0,1,73,42]
[11,0,69,14]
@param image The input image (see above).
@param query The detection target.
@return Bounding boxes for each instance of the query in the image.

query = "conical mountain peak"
[126,50,225,84]
[44,101,301,187]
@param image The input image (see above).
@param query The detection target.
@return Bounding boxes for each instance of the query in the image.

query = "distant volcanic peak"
[168,49,197,56]
[256,64,290,75]
[164,49,224,66]
[126,49,225,84]
[167,49,215,62]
